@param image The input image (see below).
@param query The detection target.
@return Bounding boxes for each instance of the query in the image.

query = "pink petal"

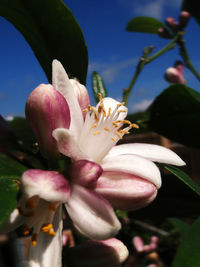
[94,171,157,210]
[65,185,121,240]
[107,143,186,166]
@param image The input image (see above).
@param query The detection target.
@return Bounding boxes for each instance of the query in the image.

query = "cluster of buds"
[165,60,186,84]
[133,235,159,253]
[158,11,191,39]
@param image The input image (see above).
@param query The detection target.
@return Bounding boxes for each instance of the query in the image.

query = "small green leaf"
[168,218,190,239]
[126,16,165,34]
[0,0,88,84]
[0,153,27,228]
[172,217,200,267]
[92,71,108,103]
[182,0,200,25]
[144,84,200,148]
[161,164,200,197]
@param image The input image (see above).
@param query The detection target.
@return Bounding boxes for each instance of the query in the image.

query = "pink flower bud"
[65,238,129,267]
[165,67,186,84]
[132,236,144,252]
[25,84,70,159]
[179,11,191,28]
[165,17,178,31]
[174,60,184,75]
[70,79,90,118]
[158,27,171,39]
[69,160,103,187]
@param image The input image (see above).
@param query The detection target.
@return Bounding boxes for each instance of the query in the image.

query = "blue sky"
[0,0,200,117]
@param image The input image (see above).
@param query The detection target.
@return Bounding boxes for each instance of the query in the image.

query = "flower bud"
[25,84,70,160]
[65,238,129,267]
[70,79,90,118]
[132,236,144,252]
[158,27,172,39]
[165,67,186,84]
[179,11,190,28]
[165,17,178,31]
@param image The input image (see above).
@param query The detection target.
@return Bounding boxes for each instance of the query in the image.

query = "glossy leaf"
[143,85,200,148]
[0,153,26,228]
[126,17,165,34]
[182,0,200,25]
[172,217,200,267]
[0,0,88,84]
[92,71,108,103]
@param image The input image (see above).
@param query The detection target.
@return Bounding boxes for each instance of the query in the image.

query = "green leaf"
[143,84,200,148]
[162,164,200,197]
[0,153,27,228]
[126,16,165,34]
[92,71,108,103]
[172,217,200,267]
[0,0,88,84]
[182,0,200,25]
[168,218,190,239]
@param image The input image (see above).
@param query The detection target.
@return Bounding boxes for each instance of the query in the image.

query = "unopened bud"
[158,27,172,39]
[165,17,178,31]
[132,236,144,252]
[25,84,70,160]
[179,11,190,28]
[165,67,186,84]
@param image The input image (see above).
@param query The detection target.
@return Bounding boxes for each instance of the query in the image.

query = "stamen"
[82,108,88,113]
[112,121,119,128]
[112,137,116,142]
[48,229,56,236]
[98,93,103,102]
[22,224,31,236]
[93,130,101,136]
[90,123,97,130]
[104,126,110,132]
[130,123,139,129]
[115,131,123,139]
[117,102,125,108]
[119,129,130,134]
[107,107,111,117]
[41,223,53,233]
[117,109,127,114]
[32,233,38,246]
[91,107,99,121]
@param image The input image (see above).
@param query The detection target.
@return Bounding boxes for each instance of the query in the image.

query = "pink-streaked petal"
[25,84,70,159]
[22,170,70,203]
[70,79,90,118]
[52,60,84,138]
[94,171,157,210]
[101,154,161,188]
[65,185,121,240]
[107,143,186,166]
[0,209,23,234]
[52,128,88,160]
[29,206,62,267]
[65,238,128,267]
[69,160,103,187]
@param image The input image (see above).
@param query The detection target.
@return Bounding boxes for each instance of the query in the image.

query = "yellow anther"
[112,121,119,128]
[107,107,111,117]
[91,107,99,121]
[122,120,132,125]
[41,224,53,233]
[90,123,97,130]
[32,233,38,246]
[119,130,130,134]
[117,109,127,114]
[104,126,110,132]
[98,93,103,102]
[48,229,56,236]
[112,137,116,142]
[117,102,125,108]
[115,131,123,139]
[93,130,101,136]
[22,224,31,236]
[49,202,57,212]
[130,123,139,129]
[82,108,88,113]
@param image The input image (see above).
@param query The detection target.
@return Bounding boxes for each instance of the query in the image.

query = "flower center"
[79,94,138,163]
[18,196,59,246]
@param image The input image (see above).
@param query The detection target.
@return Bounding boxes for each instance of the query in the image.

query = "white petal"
[65,185,121,240]
[0,209,23,234]
[29,206,63,267]
[52,128,89,160]
[101,154,161,188]
[52,60,84,138]
[107,143,186,166]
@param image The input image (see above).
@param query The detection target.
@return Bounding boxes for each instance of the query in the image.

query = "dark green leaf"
[168,218,190,239]
[0,0,88,84]
[172,217,200,267]
[92,71,108,103]
[0,153,27,228]
[162,164,200,197]
[126,17,165,34]
[182,0,200,25]
[143,85,200,148]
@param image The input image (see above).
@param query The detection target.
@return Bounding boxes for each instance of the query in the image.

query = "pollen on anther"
[90,123,97,130]
[115,131,123,139]
[32,233,38,246]
[41,223,53,233]
[117,109,127,114]
[93,130,101,136]
[48,229,56,236]
[117,102,125,108]
[104,126,110,132]
[112,137,116,142]
[130,123,139,129]
[107,107,111,117]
